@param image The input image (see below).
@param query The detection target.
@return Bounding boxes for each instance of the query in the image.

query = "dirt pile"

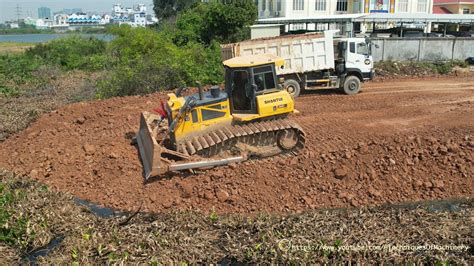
[0,77,473,213]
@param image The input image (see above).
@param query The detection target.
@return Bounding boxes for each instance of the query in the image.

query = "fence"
[370,37,474,62]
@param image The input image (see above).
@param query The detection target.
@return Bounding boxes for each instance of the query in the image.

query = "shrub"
[26,36,107,71]
[96,26,223,98]
[0,53,43,84]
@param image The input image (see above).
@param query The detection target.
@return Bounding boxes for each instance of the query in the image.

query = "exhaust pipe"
[196,81,203,101]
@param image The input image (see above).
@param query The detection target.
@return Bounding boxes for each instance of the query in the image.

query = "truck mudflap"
[136,111,247,180]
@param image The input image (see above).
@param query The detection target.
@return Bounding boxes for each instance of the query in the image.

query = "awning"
[257,13,474,25]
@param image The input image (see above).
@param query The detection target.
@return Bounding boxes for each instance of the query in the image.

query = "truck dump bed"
[221,31,336,75]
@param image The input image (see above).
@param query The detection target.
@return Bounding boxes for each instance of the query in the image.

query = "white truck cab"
[343,38,374,79]
[335,37,376,95]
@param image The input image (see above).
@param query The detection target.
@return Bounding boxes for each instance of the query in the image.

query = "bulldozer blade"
[136,111,165,180]
[137,112,248,180]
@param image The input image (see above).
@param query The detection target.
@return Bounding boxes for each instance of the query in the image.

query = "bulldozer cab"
[224,54,284,115]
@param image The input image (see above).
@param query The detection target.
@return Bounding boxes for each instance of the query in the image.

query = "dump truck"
[136,54,305,180]
[221,30,375,97]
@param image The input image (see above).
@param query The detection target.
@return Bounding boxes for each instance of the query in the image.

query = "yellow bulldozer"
[136,54,306,179]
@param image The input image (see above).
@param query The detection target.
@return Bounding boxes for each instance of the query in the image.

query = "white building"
[24,17,37,27]
[256,0,433,19]
[111,3,157,27]
[6,22,20,29]
[36,18,53,29]
[53,14,69,26]
[254,1,435,35]
[130,13,147,27]
[101,14,112,25]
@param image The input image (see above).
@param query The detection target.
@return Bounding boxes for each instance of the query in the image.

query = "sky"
[0,0,154,22]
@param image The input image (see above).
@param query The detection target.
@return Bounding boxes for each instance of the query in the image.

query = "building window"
[315,0,327,11]
[397,0,408,12]
[262,0,266,11]
[277,0,282,11]
[353,0,362,13]
[463,8,470,14]
[417,0,427,12]
[336,0,348,12]
[269,0,273,12]
[293,0,304,11]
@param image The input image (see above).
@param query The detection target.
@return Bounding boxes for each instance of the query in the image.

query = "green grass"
[0,42,35,54]
[0,42,35,47]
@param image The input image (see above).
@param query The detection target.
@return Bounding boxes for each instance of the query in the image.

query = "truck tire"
[342,76,361,95]
[283,79,301,98]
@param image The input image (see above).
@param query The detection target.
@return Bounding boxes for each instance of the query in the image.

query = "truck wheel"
[283,79,301,98]
[342,76,361,95]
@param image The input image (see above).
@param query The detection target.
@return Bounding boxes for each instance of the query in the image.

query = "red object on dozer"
[152,100,167,119]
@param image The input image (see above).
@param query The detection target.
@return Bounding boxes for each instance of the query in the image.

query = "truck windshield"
[357,42,369,56]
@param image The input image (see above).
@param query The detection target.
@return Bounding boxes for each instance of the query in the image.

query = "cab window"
[253,65,276,92]
[201,109,226,121]
[349,42,355,53]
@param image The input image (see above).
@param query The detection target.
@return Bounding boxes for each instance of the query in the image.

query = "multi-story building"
[111,3,156,27]
[433,0,473,14]
[53,14,69,26]
[36,18,53,29]
[256,0,433,19]
[38,6,52,19]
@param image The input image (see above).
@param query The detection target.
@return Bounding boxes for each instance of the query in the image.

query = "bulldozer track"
[175,118,306,158]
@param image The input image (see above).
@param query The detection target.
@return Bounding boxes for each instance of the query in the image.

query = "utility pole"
[15,4,22,22]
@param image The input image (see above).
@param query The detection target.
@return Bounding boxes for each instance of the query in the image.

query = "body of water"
[0,33,113,43]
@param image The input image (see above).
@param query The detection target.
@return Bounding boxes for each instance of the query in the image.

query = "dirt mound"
[0,77,473,213]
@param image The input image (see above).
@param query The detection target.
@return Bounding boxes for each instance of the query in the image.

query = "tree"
[153,0,199,21]
[175,0,258,45]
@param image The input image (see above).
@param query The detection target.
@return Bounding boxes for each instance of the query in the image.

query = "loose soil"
[0,76,473,214]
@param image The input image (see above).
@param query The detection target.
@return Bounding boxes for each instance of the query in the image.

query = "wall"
[433,3,473,14]
[251,25,282,39]
[395,0,434,13]
[370,37,474,61]
[458,4,474,14]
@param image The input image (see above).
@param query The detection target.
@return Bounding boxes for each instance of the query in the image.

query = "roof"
[434,0,474,4]
[353,13,474,23]
[223,54,285,68]
[434,6,454,14]
[258,14,365,24]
